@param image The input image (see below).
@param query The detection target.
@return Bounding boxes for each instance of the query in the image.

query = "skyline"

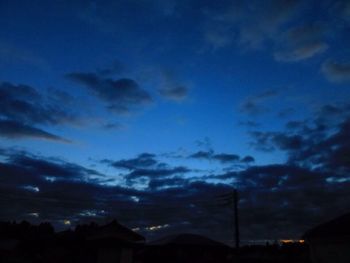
[1,0,350,244]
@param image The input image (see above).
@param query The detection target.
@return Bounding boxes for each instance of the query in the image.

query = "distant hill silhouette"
[150,233,228,247]
[303,213,350,239]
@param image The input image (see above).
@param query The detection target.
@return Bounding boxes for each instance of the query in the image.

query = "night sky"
[1,0,350,245]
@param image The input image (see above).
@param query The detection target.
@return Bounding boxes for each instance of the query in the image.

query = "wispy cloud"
[0,82,75,142]
[0,120,70,142]
[240,89,279,115]
[321,60,350,83]
[66,72,152,114]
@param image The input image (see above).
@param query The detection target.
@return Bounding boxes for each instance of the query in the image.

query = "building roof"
[149,233,229,247]
[87,220,145,243]
[303,213,350,240]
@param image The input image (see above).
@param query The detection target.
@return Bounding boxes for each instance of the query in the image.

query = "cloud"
[275,42,328,62]
[126,166,190,180]
[250,131,304,152]
[158,71,189,101]
[239,89,279,115]
[274,24,328,62]
[239,0,300,49]
[216,163,350,239]
[0,82,75,125]
[97,59,125,76]
[7,153,100,181]
[0,149,234,242]
[102,122,123,130]
[189,150,213,159]
[159,86,188,101]
[0,120,69,142]
[241,156,255,163]
[203,0,301,50]
[0,82,75,142]
[249,103,350,177]
[188,150,254,164]
[213,153,240,163]
[321,60,350,83]
[204,27,233,49]
[148,176,189,190]
[278,107,295,118]
[104,153,158,170]
[0,41,49,69]
[1,142,350,242]
[240,101,268,116]
[66,72,152,114]
[238,120,261,128]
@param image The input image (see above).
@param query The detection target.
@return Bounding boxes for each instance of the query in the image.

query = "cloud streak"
[322,60,350,83]
[0,82,74,142]
[66,72,152,115]
[0,120,70,142]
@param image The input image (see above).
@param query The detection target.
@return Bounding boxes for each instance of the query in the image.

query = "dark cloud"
[250,131,304,152]
[240,100,269,116]
[126,166,190,180]
[217,163,350,239]
[159,86,188,101]
[319,104,345,116]
[102,122,123,130]
[189,150,254,164]
[274,24,328,62]
[238,120,261,128]
[241,156,255,163]
[0,41,49,69]
[0,120,69,142]
[97,59,125,76]
[158,71,189,101]
[66,72,152,114]
[148,176,189,190]
[0,82,75,125]
[204,0,301,50]
[278,107,295,118]
[213,153,240,163]
[0,82,75,141]
[240,89,279,115]
[0,148,235,242]
[248,103,350,153]
[255,89,279,99]
[321,60,350,83]
[8,153,100,181]
[189,150,213,159]
[105,153,158,170]
[289,118,350,174]
[285,120,306,130]
[1,141,350,242]
[275,42,328,62]
[250,103,350,177]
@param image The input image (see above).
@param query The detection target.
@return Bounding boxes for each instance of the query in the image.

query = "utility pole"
[233,189,240,249]
[215,189,240,250]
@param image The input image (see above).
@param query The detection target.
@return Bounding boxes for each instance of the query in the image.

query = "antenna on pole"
[233,189,240,249]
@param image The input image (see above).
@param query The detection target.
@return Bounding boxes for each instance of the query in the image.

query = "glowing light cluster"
[280,239,305,244]
[145,224,170,231]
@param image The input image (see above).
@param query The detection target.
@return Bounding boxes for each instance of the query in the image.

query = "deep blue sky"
[0,0,350,244]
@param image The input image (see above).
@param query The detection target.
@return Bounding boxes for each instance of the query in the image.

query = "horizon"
[0,0,350,246]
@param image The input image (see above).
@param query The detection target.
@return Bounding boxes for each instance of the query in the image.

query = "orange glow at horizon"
[280,239,305,244]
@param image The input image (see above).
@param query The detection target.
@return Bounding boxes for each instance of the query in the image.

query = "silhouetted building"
[0,238,19,262]
[140,233,232,263]
[87,220,145,263]
[303,213,350,263]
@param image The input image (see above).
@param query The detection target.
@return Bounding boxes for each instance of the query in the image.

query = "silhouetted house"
[303,213,350,263]
[0,238,20,262]
[141,233,232,263]
[87,220,145,263]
